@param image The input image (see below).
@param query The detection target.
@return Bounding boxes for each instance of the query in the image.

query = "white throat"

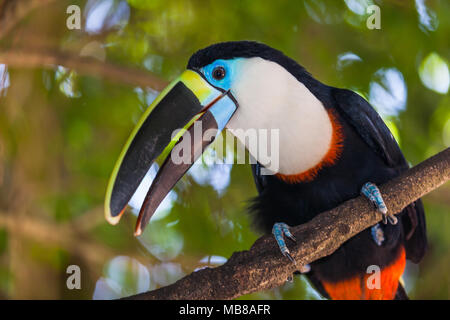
[226,57,333,175]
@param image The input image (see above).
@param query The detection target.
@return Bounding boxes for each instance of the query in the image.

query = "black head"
[187,41,288,68]
[187,41,327,99]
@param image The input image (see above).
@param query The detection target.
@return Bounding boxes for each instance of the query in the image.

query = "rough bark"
[0,48,169,91]
[0,0,56,39]
[125,147,450,300]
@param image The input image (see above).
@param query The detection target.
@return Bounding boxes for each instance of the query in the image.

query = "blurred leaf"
[419,52,450,94]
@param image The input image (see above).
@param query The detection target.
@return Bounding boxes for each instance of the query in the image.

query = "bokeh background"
[0,0,449,299]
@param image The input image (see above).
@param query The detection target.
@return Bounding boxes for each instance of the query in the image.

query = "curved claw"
[387,214,398,225]
[284,250,297,265]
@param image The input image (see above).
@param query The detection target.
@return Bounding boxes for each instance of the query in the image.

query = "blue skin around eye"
[201,58,242,91]
[200,59,241,133]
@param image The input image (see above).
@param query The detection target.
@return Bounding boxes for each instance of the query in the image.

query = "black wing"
[332,88,406,168]
[332,88,427,262]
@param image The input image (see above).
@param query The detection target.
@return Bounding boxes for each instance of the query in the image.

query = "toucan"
[104,41,427,300]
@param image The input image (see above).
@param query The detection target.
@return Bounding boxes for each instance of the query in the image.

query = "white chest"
[226,57,334,176]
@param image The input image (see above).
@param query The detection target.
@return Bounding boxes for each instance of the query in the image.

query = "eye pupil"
[212,66,226,80]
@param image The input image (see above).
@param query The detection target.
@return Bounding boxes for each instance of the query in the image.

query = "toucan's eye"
[212,66,226,80]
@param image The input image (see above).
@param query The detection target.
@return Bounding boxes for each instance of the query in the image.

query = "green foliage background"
[0,0,448,299]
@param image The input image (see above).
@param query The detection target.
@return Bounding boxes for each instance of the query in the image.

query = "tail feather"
[320,247,406,300]
[394,283,409,300]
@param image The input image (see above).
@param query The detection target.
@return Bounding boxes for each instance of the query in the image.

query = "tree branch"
[125,147,450,300]
[0,1,169,91]
[0,47,169,91]
[0,210,137,268]
[0,0,57,39]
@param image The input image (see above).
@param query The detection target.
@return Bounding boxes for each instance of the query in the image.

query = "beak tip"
[105,206,126,225]
[134,225,142,237]
[105,214,120,226]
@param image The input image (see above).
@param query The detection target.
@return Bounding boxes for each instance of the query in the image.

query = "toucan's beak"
[104,70,238,235]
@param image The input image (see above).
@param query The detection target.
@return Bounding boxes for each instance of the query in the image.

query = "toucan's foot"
[272,223,310,273]
[299,264,311,274]
[371,223,385,246]
[361,182,397,225]
[272,222,297,264]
